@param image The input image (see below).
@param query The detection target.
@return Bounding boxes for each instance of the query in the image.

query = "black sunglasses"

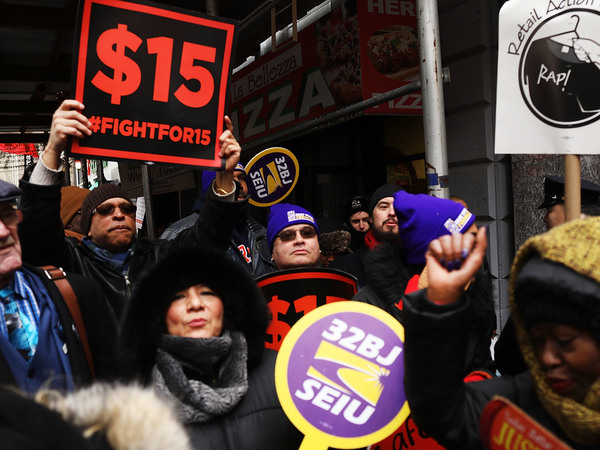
[277,226,317,242]
[93,202,136,217]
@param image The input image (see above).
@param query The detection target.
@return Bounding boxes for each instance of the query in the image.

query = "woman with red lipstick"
[116,247,302,450]
[402,218,600,449]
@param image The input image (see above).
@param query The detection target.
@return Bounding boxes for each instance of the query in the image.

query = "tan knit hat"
[60,186,89,227]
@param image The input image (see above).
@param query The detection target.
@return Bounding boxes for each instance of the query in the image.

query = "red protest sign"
[256,268,357,351]
[480,396,571,450]
[70,0,236,167]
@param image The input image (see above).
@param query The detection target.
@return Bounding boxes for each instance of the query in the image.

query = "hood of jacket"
[38,382,192,450]
[509,217,600,445]
[118,246,269,384]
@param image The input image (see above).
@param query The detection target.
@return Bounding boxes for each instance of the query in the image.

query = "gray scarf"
[152,330,249,424]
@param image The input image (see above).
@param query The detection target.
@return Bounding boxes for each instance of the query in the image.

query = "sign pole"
[417,0,449,199]
[142,164,155,239]
[564,154,581,223]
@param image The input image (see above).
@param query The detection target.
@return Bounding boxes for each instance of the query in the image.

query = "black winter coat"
[118,246,302,450]
[402,289,596,450]
[160,212,276,279]
[186,349,302,450]
[18,178,245,318]
[354,240,495,375]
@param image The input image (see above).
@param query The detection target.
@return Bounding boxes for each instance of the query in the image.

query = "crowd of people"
[0,98,599,449]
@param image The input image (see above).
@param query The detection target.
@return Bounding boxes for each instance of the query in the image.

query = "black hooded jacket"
[353,240,496,376]
[117,247,302,450]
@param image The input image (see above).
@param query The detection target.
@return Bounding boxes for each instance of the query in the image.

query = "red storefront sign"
[357,0,422,115]
[230,0,421,145]
[0,143,38,157]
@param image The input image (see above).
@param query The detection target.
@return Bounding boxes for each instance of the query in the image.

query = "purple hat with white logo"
[393,190,476,265]
[267,203,319,250]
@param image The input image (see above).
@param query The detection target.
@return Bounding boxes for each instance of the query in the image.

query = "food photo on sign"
[315,1,362,106]
[356,0,422,115]
[366,25,419,81]
[69,0,237,168]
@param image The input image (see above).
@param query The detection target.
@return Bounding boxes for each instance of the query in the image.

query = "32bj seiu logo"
[245,148,299,207]
[295,338,399,425]
[276,302,409,449]
[248,156,294,199]
[287,313,406,437]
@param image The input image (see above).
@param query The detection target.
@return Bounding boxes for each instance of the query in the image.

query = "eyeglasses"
[0,203,21,227]
[276,226,317,242]
[92,202,136,217]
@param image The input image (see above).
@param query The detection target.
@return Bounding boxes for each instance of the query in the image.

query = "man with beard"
[332,184,403,288]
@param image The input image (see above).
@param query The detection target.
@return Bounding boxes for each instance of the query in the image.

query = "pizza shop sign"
[229,0,420,145]
[229,39,337,144]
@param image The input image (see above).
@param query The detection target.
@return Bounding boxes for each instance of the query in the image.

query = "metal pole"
[142,164,155,239]
[417,0,449,199]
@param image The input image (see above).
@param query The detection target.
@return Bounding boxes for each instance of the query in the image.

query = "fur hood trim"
[118,247,269,384]
[320,230,352,255]
[37,383,192,450]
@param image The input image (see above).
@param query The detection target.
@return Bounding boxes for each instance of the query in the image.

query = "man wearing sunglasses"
[266,203,320,271]
[0,179,116,393]
[18,99,245,318]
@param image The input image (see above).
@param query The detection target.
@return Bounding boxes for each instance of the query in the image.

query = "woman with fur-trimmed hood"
[117,247,302,450]
[402,218,600,448]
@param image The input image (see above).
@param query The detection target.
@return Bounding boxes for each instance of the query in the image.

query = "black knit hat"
[514,256,600,342]
[342,195,370,222]
[369,184,403,213]
[79,184,132,235]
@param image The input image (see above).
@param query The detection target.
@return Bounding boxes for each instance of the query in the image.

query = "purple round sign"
[276,302,408,448]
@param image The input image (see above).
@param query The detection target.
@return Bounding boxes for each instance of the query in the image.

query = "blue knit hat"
[0,179,21,203]
[393,190,476,265]
[201,163,246,193]
[267,203,319,250]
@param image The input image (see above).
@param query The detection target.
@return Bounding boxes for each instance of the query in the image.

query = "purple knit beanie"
[393,190,476,265]
[267,203,319,250]
[80,184,132,235]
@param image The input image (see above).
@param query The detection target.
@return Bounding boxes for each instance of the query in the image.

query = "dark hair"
[117,247,270,384]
